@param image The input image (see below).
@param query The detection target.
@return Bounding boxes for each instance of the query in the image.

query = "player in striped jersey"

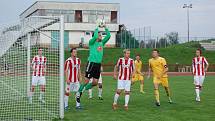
[112,49,135,111]
[192,49,209,102]
[29,48,47,104]
[64,48,82,109]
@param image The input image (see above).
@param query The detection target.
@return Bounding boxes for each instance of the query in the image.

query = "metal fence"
[116,27,215,49]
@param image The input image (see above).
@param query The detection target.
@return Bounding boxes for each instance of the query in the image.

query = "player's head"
[92,32,102,42]
[38,48,42,56]
[152,49,159,58]
[123,49,130,58]
[196,49,202,57]
[70,48,77,57]
[136,54,140,61]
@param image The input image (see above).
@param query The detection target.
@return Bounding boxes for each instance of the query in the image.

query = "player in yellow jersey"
[148,49,172,106]
[132,55,145,93]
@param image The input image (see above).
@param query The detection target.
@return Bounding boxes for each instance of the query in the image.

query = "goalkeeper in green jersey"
[75,25,111,109]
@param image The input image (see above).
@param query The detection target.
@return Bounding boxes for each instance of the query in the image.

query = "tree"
[165,32,179,45]
[157,37,168,48]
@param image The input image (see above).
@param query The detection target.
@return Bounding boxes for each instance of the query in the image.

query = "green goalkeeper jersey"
[88,27,111,63]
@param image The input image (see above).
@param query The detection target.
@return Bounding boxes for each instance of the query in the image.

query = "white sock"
[76,100,80,107]
[64,95,69,107]
[40,91,44,100]
[98,88,102,97]
[113,93,119,104]
[195,87,200,98]
[125,94,130,106]
[88,89,92,98]
[76,93,80,107]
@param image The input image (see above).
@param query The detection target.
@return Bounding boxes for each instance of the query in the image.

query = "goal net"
[0,16,64,120]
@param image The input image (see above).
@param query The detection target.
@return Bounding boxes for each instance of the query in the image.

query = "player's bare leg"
[92,79,98,86]
[124,91,130,111]
[154,83,160,106]
[39,85,45,103]
[113,89,122,110]
[140,79,145,93]
[29,86,35,104]
[64,83,70,109]
[84,78,98,91]
[79,78,98,92]
[164,86,172,103]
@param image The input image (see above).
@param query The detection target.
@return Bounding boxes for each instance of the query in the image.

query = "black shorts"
[85,61,101,79]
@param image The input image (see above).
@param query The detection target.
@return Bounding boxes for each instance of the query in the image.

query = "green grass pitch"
[61,76,215,121]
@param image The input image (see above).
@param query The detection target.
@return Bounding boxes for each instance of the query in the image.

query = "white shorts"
[117,80,131,91]
[70,82,80,92]
[194,76,205,86]
[32,76,46,86]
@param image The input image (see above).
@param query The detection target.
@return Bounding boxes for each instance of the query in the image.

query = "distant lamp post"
[183,4,192,42]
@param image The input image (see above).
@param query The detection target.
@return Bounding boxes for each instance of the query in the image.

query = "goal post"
[0,15,65,120]
[59,15,65,119]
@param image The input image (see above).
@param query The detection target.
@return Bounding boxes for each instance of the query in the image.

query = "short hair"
[136,54,140,57]
[70,48,77,53]
[152,48,159,53]
[92,31,101,37]
[123,49,130,54]
[196,48,202,55]
[38,47,42,51]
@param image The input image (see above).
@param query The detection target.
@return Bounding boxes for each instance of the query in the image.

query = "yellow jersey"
[134,60,142,74]
[149,57,168,78]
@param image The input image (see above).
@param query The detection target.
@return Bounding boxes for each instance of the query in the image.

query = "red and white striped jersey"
[32,55,47,76]
[64,57,81,83]
[192,56,209,76]
[116,58,135,80]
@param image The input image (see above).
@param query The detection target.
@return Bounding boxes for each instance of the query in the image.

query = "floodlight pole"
[183,4,192,42]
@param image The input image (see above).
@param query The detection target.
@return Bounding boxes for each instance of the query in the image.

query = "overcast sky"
[0,0,214,37]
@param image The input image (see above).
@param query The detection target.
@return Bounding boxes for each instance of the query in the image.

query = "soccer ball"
[96,19,106,28]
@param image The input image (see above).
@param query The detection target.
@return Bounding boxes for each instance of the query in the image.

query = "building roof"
[20,1,120,18]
